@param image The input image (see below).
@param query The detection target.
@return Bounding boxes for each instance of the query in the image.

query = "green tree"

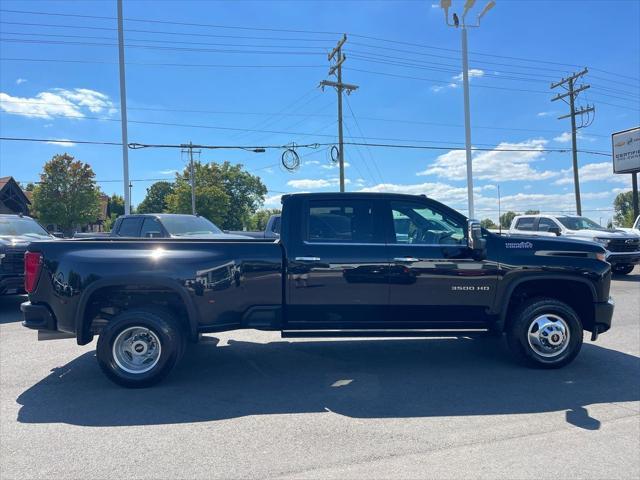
[102,194,125,232]
[109,194,125,217]
[216,161,268,230]
[499,211,518,229]
[480,218,497,229]
[137,181,174,214]
[166,161,267,229]
[166,163,230,226]
[613,191,639,227]
[246,209,281,231]
[524,209,540,215]
[32,154,100,235]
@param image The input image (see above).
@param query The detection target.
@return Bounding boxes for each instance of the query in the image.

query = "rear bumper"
[593,298,615,334]
[21,301,56,331]
[0,275,24,295]
[606,251,640,265]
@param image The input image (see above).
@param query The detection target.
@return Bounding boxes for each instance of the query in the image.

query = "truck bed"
[25,238,284,342]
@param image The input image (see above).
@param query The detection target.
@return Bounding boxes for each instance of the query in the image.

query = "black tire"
[612,264,634,275]
[506,297,583,369]
[96,308,185,388]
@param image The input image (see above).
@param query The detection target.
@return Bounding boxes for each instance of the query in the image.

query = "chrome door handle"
[295,256,321,262]
[394,257,420,262]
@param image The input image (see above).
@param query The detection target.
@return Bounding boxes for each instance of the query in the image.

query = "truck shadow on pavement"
[16,336,639,429]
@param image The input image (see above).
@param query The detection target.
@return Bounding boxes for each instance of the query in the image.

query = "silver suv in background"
[509,214,640,275]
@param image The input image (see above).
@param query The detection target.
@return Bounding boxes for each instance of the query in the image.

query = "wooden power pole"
[320,34,358,192]
[551,68,595,216]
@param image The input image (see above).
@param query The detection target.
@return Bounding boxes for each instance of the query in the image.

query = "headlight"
[594,237,610,247]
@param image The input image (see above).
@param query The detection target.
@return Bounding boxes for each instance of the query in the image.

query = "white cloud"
[16,78,27,85]
[321,161,350,170]
[432,69,484,93]
[418,139,558,182]
[452,69,485,82]
[553,132,572,143]
[263,194,284,208]
[45,139,76,147]
[553,131,594,143]
[491,191,610,213]
[537,111,554,117]
[287,177,351,189]
[159,169,179,175]
[360,181,472,206]
[0,88,115,119]
[358,180,613,219]
[554,162,630,186]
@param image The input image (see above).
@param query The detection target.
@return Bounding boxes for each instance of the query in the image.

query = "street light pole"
[439,0,495,219]
[116,0,130,215]
[460,26,474,219]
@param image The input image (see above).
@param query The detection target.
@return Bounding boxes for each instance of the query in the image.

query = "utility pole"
[320,34,358,192]
[551,67,594,216]
[181,142,200,215]
[439,0,496,219]
[116,0,131,215]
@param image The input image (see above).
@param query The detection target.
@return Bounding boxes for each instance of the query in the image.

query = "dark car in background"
[0,214,54,295]
[109,214,251,239]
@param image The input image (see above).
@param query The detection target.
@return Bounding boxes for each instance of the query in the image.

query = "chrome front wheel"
[526,314,570,358]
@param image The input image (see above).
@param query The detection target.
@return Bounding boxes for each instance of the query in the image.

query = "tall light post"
[440,0,495,219]
[116,0,131,215]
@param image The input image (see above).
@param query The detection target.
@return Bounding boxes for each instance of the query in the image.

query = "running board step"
[281,329,490,339]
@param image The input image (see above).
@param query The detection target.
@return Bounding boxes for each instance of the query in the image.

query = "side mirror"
[468,220,487,259]
[52,232,64,238]
[547,226,561,236]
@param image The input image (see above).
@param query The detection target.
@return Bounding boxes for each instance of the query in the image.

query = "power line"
[0,98,612,138]
[0,20,334,43]
[0,56,324,68]
[0,30,331,50]
[1,8,637,83]
[0,37,328,56]
[0,136,611,156]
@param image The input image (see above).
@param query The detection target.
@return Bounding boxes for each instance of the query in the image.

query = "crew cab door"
[384,199,498,328]
[285,197,389,329]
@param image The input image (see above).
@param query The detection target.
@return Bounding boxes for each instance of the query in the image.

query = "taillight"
[24,251,43,293]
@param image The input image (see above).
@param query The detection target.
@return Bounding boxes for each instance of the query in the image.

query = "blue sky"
[1,0,639,223]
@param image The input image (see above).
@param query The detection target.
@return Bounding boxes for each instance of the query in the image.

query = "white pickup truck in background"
[618,215,640,237]
[509,214,640,275]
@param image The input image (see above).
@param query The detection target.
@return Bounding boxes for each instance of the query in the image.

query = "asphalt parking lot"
[1,272,638,479]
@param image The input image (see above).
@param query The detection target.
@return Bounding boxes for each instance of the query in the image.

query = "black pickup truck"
[21,192,614,387]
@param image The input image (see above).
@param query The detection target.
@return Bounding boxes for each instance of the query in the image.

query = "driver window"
[390,201,465,245]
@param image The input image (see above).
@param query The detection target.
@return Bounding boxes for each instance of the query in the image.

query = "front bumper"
[0,275,24,295]
[606,251,640,265]
[593,297,615,336]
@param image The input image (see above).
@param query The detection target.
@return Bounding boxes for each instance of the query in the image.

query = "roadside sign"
[612,126,640,174]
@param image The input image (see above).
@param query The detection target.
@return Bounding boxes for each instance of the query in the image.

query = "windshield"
[0,217,50,238]
[160,216,223,236]
[556,216,607,231]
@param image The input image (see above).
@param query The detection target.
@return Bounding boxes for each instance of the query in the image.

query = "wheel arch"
[496,275,597,333]
[75,276,199,345]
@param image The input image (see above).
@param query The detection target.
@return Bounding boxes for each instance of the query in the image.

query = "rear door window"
[515,217,536,231]
[117,217,143,237]
[306,199,383,243]
[140,217,165,238]
[537,218,558,232]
